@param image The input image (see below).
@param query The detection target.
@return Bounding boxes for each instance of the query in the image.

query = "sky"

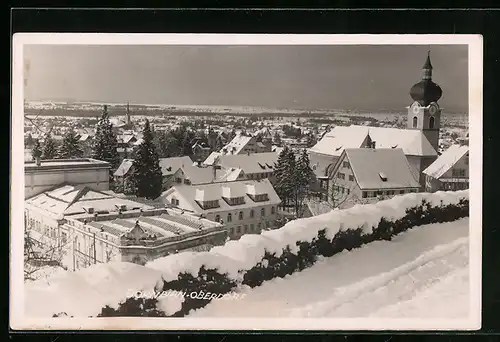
[23,44,468,113]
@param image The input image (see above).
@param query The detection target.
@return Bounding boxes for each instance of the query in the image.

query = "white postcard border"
[10,33,483,331]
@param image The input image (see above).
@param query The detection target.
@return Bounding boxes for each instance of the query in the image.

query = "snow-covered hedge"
[99,190,469,317]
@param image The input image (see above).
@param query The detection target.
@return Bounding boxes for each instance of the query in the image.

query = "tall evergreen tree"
[92,105,120,181]
[57,129,83,159]
[274,146,295,209]
[181,130,194,156]
[294,149,314,216]
[273,132,282,146]
[31,140,42,160]
[129,119,163,199]
[41,133,57,159]
[305,132,317,148]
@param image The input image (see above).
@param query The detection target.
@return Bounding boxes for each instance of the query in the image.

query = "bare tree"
[24,229,70,281]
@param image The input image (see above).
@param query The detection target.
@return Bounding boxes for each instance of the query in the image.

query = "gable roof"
[114,159,134,177]
[158,156,193,176]
[341,148,421,190]
[423,144,469,179]
[206,152,278,174]
[177,164,244,184]
[310,125,437,157]
[220,134,254,155]
[161,178,281,214]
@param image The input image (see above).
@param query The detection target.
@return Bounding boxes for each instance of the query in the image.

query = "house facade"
[160,179,281,240]
[423,144,469,192]
[328,147,421,208]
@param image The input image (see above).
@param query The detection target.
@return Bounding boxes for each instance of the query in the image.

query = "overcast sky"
[23,44,468,113]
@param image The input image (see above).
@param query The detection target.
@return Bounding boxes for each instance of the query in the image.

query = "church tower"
[407,51,443,153]
[125,102,131,126]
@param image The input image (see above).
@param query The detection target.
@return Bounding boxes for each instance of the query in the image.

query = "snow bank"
[25,262,163,317]
[146,190,469,282]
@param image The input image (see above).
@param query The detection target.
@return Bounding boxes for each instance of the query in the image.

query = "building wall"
[119,231,227,265]
[164,191,279,240]
[441,152,469,179]
[25,168,109,199]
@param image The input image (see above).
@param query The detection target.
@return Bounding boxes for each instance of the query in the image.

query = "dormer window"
[248,193,269,202]
[379,172,388,182]
[224,196,245,206]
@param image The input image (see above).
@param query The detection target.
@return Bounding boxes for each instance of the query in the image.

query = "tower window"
[429,116,435,129]
[412,116,418,128]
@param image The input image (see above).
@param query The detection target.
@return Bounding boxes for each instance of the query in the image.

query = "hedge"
[98,196,469,317]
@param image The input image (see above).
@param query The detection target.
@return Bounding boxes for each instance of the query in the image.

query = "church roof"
[310,125,438,157]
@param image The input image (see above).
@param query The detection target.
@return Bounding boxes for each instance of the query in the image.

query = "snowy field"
[190,218,469,318]
[23,218,469,319]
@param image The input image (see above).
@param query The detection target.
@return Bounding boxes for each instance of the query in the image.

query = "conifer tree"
[294,149,314,216]
[273,132,282,146]
[57,129,83,159]
[42,133,57,159]
[274,146,294,210]
[31,140,42,160]
[92,105,120,178]
[129,119,163,199]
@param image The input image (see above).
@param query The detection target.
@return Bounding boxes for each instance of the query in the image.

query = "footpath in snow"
[190,218,470,318]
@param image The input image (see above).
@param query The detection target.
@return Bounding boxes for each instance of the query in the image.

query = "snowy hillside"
[190,218,469,318]
[24,218,470,319]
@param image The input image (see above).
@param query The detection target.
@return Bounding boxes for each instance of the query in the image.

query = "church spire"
[422,50,433,80]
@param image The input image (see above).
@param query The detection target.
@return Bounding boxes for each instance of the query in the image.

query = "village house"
[309,52,442,191]
[113,156,194,191]
[160,178,281,240]
[218,129,273,156]
[328,147,421,207]
[423,144,469,192]
[191,141,212,163]
[171,164,246,186]
[203,151,278,184]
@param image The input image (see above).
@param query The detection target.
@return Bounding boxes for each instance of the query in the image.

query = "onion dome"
[409,51,443,106]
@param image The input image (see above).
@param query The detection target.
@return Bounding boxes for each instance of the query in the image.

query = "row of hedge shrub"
[98,195,469,318]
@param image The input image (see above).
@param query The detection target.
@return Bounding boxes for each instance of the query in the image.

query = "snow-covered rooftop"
[423,144,469,179]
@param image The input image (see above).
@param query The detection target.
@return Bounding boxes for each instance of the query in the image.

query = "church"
[309,52,443,191]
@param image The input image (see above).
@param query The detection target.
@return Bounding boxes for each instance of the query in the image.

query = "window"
[250,224,255,231]
[452,169,466,177]
[258,223,262,229]
[215,214,220,222]
[266,221,270,228]
[227,213,232,223]
[230,227,234,235]
[175,177,182,183]
[225,196,245,206]
[250,209,255,218]
[348,175,354,182]
[412,116,418,128]
[184,179,191,185]
[261,208,265,217]
[171,198,179,206]
[338,173,345,180]
[271,206,275,214]
[399,190,405,194]
[236,226,241,234]
[62,232,68,244]
[244,225,248,233]
[362,191,367,198]
[343,161,350,168]
[239,211,244,220]
[429,116,435,129]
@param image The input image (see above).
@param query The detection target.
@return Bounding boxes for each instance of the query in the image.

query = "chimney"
[35,156,41,167]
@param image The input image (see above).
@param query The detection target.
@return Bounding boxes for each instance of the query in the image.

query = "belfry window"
[429,116,435,129]
[412,116,418,128]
